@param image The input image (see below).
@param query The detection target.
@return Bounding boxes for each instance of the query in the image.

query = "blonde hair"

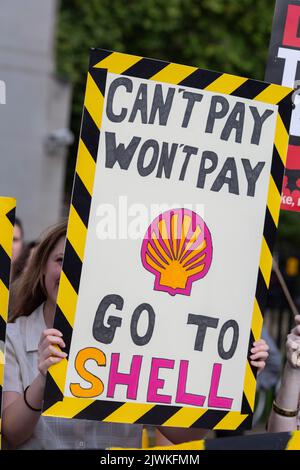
[10,221,67,321]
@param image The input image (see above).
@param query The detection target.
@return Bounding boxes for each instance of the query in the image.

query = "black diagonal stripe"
[278,91,293,134]
[248,329,255,353]
[74,400,123,421]
[241,392,252,415]
[5,207,15,226]
[72,174,92,228]
[81,108,100,162]
[89,67,107,96]
[192,410,228,429]
[179,68,223,90]
[62,239,82,294]
[53,305,73,355]
[135,404,180,425]
[0,315,6,342]
[289,135,300,146]
[271,146,285,194]
[247,330,256,378]
[263,207,277,253]
[231,80,269,100]
[89,48,112,68]
[238,411,253,430]
[42,373,64,411]
[255,269,268,310]
[0,245,11,288]
[123,57,169,79]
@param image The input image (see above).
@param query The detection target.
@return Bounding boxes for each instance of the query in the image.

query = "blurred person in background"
[9,240,38,321]
[267,315,300,432]
[12,218,24,266]
[11,240,38,282]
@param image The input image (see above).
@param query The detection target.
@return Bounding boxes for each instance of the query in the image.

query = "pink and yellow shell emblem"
[141,209,213,296]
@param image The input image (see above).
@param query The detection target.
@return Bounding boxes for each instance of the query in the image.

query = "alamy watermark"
[95,196,206,240]
[0,80,6,104]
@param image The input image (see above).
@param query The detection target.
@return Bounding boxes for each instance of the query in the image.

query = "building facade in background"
[0,0,72,240]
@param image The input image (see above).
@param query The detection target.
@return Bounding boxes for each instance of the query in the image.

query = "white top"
[3,304,142,450]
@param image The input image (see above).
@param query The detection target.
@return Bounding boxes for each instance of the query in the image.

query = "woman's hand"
[38,328,67,377]
[286,315,300,368]
[250,338,269,374]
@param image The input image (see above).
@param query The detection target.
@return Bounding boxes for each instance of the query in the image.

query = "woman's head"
[10,221,67,320]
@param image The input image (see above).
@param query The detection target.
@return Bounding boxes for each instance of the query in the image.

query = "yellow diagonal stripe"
[205,74,248,94]
[163,407,207,427]
[85,72,104,129]
[0,198,14,430]
[49,358,68,395]
[243,362,256,410]
[103,403,155,424]
[267,175,281,227]
[0,279,9,323]
[259,237,273,288]
[0,360,4,415]
[56,271,78,328]
[254,83,292,105]
[111,440,205,450]
[251,298,263,342]
[42,396,94,419]
[286,431,300,450]
[0,211,14,257]
[214,411,248,430]
[76,139,97,196]
[0,364,4,386]
[274,113,289,165]
[67,205,87,262]
[94,52,142,74]
[151,63,197,84]
[0,197,16,216]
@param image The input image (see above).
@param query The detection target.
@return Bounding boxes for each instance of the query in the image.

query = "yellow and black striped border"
[43,49,293,431]
[0,197,16,444]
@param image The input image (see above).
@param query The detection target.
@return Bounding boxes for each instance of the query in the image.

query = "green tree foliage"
[56,0,275,188]
[278,211,300,252]
[56,0,300,251]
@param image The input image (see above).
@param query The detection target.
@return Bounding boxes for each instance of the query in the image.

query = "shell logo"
[141,209,213,296]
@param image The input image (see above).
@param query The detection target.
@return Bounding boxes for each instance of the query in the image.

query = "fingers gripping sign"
[286,315,300,368]
[250,339,269,373]
[38,329,68,377]
[287,339,300,368]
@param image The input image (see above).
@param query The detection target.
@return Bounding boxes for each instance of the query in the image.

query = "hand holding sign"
[37,329,67,377]
[250,339,269,372]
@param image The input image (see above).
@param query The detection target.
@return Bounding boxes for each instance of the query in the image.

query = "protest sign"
[43,49,292,430]
[0,197,16,445]
[265,0,300,211]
